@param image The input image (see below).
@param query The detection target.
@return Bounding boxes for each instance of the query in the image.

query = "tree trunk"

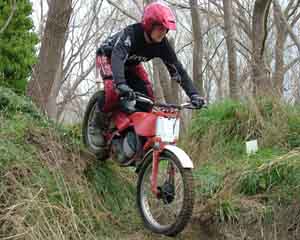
[295,78,300,104]
[252,0,272,95]
[27,0,72,114]
[273,2,287,96]
[154,58,173,103]
[152,60,166,102]
[213,55,226,101]
[223,0,238,99]
[274,0,300,54]
[46,57,63,119]
[169,38,179,104]
[190,0,204,96]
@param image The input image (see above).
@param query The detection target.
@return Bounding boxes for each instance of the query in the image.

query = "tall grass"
[186,97,300,224]
[2,86,300,238]
[0,87,139,239]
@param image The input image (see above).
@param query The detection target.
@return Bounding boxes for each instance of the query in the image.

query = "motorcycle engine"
[112,130,141,164]
[122,131,140,158]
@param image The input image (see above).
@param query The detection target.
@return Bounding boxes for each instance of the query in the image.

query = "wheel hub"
[158,182,175,204]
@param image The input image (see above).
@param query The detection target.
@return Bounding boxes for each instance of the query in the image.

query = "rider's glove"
[117,83,136,101]
[190,94,205,108]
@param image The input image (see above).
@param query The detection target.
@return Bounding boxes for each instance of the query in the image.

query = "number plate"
[155,117,180,142]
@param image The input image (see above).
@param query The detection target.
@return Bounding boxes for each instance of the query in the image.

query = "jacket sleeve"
[111,28,133,85]
[160,38,199,98]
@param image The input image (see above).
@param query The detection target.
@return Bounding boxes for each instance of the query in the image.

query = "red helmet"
[142,2,176,34]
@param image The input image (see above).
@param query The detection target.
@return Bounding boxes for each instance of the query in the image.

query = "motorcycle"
[82,90,202,236]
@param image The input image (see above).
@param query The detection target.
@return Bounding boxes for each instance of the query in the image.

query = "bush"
[189,98,300,163]
[187,98,300,224]
[0,0,38,93]
[0,86,42,119]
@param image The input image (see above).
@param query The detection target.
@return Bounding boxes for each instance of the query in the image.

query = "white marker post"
[246,139,258,155]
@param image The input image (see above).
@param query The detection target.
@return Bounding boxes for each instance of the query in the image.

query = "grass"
[0,87,140,239]
[1,86,300,239]
[185,97,300,225]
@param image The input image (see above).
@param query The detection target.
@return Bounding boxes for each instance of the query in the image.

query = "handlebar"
[133,92,204,110]
[120,92,206,110]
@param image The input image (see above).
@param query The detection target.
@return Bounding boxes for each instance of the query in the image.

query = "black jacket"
[97,23,198,98]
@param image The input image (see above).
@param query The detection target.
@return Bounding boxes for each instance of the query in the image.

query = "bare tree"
[28,0,300,123]
[34,0,49,38]
[27,0,73,114]
[251,0,272,95]
[271,0,300,96]
[169,37,180,104]
[55,0,110,120]
[30,0,115,120]
[223,0,238,99]
[152,59,166,102]
[151,38,180,104]
[189,0,204,96]
[107,0,140,21]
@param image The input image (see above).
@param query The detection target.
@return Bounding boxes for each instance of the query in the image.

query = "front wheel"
[137,150,194,236]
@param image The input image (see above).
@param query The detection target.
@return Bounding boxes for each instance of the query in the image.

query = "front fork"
[151,149,160,197]
[151,141,175,198]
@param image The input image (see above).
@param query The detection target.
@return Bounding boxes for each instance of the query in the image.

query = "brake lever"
[120,96,135,101]
[135,94,154,105]
[185,105,197,110]
[184,102,208,110]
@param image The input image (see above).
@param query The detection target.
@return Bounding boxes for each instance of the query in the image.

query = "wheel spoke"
[140,157,185,227]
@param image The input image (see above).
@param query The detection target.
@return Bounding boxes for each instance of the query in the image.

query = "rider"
[91,2,205,158]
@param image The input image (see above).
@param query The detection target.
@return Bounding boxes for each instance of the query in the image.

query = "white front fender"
[163,145,194,169]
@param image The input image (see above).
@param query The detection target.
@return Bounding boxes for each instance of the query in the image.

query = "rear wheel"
[82,90,109,161]
[137,150,194,236]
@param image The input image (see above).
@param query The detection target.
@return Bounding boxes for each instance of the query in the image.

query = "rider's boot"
[120,99,136,114]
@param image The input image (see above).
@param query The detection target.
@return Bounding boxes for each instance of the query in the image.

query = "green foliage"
[189,98,300,163]
[86,163,137,219]
[187,98,300,224]
[193,165,224,198]
[0,86,43,119]
[239,152,300,197]
[217,199,240,223]
[286,105,300,148]
[2,87,300,236]
[0,0,38,93]
[0,87,140,239]
[190,99,244,138]
[189,100,252,161]
[60,123,83,146]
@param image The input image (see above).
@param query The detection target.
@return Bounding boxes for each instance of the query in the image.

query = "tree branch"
[202,37,225,75]
[287,0,300,21]
[106,0,139,21]
[274,0,300,54]
[284,57,300,73]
